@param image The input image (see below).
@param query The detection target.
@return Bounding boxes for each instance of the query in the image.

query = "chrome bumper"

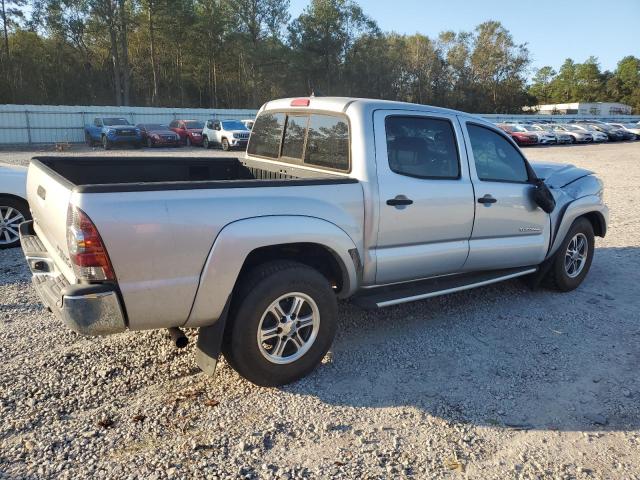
[20,221,127,335]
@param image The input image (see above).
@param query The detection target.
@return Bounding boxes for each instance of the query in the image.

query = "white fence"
[0,104,638,145]
[0,104,258,144]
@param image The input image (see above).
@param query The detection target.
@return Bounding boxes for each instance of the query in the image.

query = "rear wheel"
[544,218,595,291]
[85,133,94,147]
[221,138,230,151]
[223,261,337,386]
[0,197,31,249]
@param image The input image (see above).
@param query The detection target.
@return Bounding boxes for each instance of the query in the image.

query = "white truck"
[201,119,251,150]
[21,97,608,387]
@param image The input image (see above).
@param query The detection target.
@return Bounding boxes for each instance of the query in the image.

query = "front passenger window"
[467,124,529,183]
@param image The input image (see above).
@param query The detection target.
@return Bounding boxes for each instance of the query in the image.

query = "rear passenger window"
[304,114,349,171]
[467,124,529,183]
[385,116,460,179]
[247,112,286,158]
[281,115,308,159]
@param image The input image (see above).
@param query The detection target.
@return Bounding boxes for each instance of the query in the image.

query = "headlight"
[152,134,160,140]
[233,133,239,139]
[107,130,116,137]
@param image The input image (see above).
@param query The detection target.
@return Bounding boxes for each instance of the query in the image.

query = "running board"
[352,267,537,309]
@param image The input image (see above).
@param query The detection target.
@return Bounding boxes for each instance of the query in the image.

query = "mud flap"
[195,316,227,377]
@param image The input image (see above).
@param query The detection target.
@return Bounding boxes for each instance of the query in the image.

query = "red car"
[169,119,204,146]
[497,124,538,146]
[136,123,181,147]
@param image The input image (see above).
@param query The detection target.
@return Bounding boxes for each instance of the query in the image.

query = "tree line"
[1,0,638,113]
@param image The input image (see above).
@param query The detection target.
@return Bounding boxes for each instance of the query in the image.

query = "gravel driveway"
[1,143,639,479]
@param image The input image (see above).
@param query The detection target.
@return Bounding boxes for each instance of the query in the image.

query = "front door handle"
[477,194,497,204]
[386,196,413,207]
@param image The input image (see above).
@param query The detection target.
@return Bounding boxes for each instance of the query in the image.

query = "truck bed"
[33,156,355,193]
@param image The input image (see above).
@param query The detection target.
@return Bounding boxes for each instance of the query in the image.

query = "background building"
[528,102,633,116]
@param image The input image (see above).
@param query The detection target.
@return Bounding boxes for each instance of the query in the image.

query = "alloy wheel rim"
[0,206,25,245]
[257,292,320,365]
[564,233,588,278]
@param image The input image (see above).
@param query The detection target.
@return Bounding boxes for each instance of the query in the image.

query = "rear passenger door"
[461,121,550,271]
[373,111,475,284]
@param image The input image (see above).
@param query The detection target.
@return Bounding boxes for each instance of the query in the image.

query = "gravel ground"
[1,142,640,479]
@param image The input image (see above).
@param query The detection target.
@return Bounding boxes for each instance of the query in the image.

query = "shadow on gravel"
[290,247,640,433]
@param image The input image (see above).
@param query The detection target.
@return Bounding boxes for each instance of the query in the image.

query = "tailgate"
[26,160,76,282]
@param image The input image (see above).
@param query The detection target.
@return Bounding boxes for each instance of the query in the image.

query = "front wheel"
[545,218,595,291]
[102,136,111,150]
[185,136,192,147]
[203,136,210,149]
[223,261,337,387]
[221,138,230,151]
[0,197,31,249]
[146,137,153,148]
[85,133,94,147]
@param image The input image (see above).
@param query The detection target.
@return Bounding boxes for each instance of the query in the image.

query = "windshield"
[142,124,169,130]
[510,125,528,132]
[221,120,248,131]
[184,121,204,129]
[103,118,131,126]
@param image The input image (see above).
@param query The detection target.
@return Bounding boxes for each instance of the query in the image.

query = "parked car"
[607,123,640,140]
[574,122,626,141]
[136,123,181,147]
[21,97,609,387]
[169,120,204,146]
[520,125,557,144]
[532,124,572,144]
[84,117,142,150]
[496,124,538,146]
[551,125,593,143]
[202,119,251,150]
[241,119,255,130]
[568,124,609,142]
[0,163,29,249]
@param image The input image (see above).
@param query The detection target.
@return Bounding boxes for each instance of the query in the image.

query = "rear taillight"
[66,205,115,282]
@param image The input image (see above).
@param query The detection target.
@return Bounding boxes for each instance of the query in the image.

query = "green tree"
[529,66,556,104]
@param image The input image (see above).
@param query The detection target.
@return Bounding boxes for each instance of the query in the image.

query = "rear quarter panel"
[75,182,364,330]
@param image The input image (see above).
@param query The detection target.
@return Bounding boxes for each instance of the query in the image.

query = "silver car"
[552,124,594,143]
[21,97,609,387]
[568,124,609,142]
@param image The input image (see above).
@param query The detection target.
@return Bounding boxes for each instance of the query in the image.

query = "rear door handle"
[477,194,497,204]
[386,196,413,207]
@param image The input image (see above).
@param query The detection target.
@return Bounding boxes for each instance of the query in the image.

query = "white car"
[202,119,251,151]
[531,124,572,144]
[0,163,29,248]
[569,124,608,142]
[241,119,255,130]
[520,124,557,144]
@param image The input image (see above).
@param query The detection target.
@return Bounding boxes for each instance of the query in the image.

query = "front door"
[461,121,550,271]
[373,111,475,284]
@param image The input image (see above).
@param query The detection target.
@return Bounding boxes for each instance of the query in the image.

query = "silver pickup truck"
[21,97,608,386]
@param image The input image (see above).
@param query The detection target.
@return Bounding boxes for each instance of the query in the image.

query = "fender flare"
[184,215,360,328]
[547,195,608,259]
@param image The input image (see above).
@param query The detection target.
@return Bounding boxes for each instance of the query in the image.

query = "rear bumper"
[20,220,127,335]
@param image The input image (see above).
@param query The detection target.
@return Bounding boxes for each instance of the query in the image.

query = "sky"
[289,0,640,75]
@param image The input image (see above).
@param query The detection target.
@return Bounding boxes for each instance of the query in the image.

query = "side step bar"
[352,267,537,309]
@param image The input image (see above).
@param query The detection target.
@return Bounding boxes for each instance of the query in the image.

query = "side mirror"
[532,178,556,213]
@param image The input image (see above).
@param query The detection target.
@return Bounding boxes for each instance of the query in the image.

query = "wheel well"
[581,212,606,237]
[0,193,28,206]
[237,243,346,294]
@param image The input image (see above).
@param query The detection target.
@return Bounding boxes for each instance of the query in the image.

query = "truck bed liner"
[32,156,357,193]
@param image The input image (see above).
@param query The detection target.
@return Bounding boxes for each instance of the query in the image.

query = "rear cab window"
[248,111,350,172]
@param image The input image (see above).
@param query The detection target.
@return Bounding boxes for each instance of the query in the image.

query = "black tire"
[0,196,31,249]
[223,261,337,387]
[544,217,595,292]
[186,136,192,147]
[146,137,153,148]
[102,135,111,150]
[85,133,94,147]
[203,136,210,149]
[221,138,230,151]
